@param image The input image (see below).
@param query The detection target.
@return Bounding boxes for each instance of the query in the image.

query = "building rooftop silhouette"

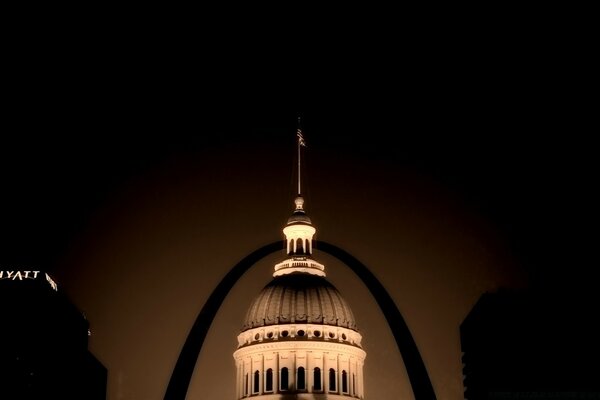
[461,288,599,399]
[0,269,107,400]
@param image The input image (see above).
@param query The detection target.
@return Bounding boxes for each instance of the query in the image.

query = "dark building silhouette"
[460,288,599,399]
[0,270,106,400]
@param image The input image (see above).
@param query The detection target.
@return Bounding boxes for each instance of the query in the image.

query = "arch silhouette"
[164,241,436,400]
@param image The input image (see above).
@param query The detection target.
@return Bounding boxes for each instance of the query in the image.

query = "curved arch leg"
[318,241,436,400]
[163,242,282,400]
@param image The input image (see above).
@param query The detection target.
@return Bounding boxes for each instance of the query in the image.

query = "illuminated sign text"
[0,271,58,291]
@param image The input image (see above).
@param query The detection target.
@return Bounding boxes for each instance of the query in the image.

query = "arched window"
[296,238,303,253]
[297,367,306,390]
[353,373,356,395]
[342,370,348,393]
[281,367,289,391]
[244,373,248,396]
[314,367,322,391]
[329,368,336,392]
[253,370,260,394]
[265,368,273,392]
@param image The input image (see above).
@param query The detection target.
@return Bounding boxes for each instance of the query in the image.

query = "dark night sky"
[3,103,594,292]
[1,25,597,399]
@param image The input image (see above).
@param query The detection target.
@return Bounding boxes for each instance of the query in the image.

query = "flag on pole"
[297,129,307,147]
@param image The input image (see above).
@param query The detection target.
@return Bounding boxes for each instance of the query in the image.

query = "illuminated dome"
[242,273,358,331]
[233,195,367,399]
[232,129,366,399]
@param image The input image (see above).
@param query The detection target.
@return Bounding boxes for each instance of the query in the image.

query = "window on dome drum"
[265,368,273,392]
[253,370,260,394]
[281,367,289,391]
[314,367,322,391]
[342,370,348,393]
[297,367,306,390]
[353,373,356,394]
[244,373,248,396]
[329,368,337,392]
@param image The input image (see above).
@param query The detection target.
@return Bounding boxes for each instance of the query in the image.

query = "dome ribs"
[309,285,323,323]
[280,285,291,323]
[290,288,297,323]
[328,288,347,327]
[346,302,358,330]
[241,275,359,332]
[319,286,336,325]
[295,288,307,323]
[243,285,267,330]
[260,284,276,327]
[265,284,282,325]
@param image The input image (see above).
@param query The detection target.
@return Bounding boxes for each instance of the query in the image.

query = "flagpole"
[296,116,306,196]
[297,126,301,196]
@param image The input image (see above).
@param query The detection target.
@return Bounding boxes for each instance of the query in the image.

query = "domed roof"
[287,210,312,225]
[241,273,358,332]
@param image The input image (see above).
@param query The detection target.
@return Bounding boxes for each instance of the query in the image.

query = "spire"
[273,121,325,278]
